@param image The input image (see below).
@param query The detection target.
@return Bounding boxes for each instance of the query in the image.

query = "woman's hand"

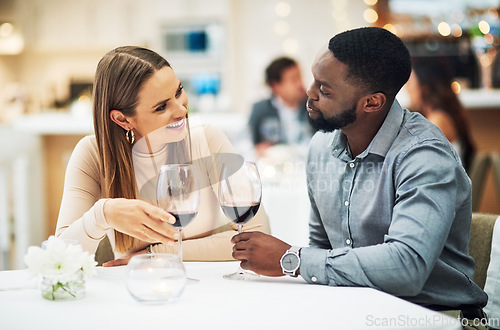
[103,198,179,245]
[102,248,146,267]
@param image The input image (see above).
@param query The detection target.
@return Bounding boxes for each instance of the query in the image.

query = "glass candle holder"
[126,254,187,304]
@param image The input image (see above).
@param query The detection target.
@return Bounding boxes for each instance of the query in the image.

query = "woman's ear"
[364,92,386,113]
[110,110,132,131]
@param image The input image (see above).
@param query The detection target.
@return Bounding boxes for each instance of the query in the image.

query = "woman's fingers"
[143,204,176,225]
[139,204,179,242]
[139,224,178,245]
[103,198,179,243]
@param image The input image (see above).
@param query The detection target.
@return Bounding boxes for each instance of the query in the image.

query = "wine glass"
[157,164,200,283]
[218,161,262,280]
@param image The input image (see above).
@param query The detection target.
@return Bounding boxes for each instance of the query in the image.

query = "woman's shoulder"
[71,135,100,162]
[74,135,98,152]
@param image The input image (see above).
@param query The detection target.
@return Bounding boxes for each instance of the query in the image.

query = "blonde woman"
[55,46,270,265]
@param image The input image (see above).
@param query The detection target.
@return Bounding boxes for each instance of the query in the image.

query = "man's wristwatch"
[280,246,301,277]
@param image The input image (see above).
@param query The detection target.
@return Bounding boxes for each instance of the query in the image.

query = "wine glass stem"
[177,228,183,261]
[237,224,244,274]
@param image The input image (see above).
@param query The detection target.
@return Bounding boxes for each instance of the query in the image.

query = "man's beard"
[308,105,357,132]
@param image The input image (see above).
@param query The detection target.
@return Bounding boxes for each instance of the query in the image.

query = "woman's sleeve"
[55,136,110,253]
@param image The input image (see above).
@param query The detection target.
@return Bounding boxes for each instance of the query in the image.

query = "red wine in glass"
[169,211,198,228]
[157,164,200,283]
[220,203,260,225]
[218,161,262,280]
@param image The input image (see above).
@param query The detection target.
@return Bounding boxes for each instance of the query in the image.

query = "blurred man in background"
[248,57,314,157]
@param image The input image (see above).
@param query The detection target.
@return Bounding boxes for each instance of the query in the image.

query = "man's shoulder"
[251,99,276,114]
[400,110,452,148]
[389,110,460,164]
[308,131,336,154]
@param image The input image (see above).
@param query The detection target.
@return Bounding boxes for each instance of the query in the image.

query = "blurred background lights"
[263,165,277,178]
[478,20,491,34]
[451,23,463,37]
[363,8,378,23]
[451,81,461,94]
[383,23,397,34]
[331,0,347,8]
[274,21,290,35]
[332,8,348,21]
[484,33,494,44]
[438,22,451,36]
[275,2,291,17]
[0,23,14,38]
[487,8,498,19]
[363,0,378,5]
[282,38,298,54]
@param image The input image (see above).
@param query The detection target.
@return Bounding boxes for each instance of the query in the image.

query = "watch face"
[282,253,299,271]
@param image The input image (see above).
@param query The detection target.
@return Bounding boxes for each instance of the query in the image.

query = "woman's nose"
[175,97,189,116]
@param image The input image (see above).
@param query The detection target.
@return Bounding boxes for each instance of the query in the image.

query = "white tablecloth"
[0,262,461,330]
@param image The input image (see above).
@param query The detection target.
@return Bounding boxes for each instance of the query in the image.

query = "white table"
[0,262,461,330]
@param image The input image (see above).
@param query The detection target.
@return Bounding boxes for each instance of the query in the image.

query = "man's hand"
[231,231,291,277]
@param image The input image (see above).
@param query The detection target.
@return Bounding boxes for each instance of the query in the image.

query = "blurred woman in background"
[406,57,476,173]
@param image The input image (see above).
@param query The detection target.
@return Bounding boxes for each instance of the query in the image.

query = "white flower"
[24,236,97,284]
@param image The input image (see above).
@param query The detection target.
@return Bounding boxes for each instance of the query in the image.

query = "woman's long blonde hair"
[93,46,170,252]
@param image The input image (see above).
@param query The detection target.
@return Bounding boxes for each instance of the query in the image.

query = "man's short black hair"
[328,27,411,98]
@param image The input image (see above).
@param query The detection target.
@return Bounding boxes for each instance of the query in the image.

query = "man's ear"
[364,92,386,113]
[110,110,132,131]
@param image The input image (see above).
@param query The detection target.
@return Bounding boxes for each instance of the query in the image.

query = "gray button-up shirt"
[300,100,487,308]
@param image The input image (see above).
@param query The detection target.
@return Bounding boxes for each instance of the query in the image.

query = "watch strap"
[281,246,301,277]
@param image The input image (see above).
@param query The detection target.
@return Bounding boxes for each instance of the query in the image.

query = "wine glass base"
[223,269,260,280]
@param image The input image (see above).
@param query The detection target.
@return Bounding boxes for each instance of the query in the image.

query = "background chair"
[491,153,500,207]
[469,212,500,330]
[469,212,498,289]
[469,153,492,212]
[469,213,500,329]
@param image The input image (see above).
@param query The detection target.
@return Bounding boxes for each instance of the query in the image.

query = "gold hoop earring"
[126,130,135,144]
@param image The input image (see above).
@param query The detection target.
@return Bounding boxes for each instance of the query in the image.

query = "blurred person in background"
[55,46,270,266]
[248,56,315,157]
[406,57,476,173]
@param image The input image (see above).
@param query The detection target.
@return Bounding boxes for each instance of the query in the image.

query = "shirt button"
[311,276,317,283]
[349,163,355,168]
[344,201,349,206]
[346,239,351,245]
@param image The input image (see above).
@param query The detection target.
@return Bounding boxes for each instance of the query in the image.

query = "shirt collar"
[368,99,404,157]
[330,100,404,159]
